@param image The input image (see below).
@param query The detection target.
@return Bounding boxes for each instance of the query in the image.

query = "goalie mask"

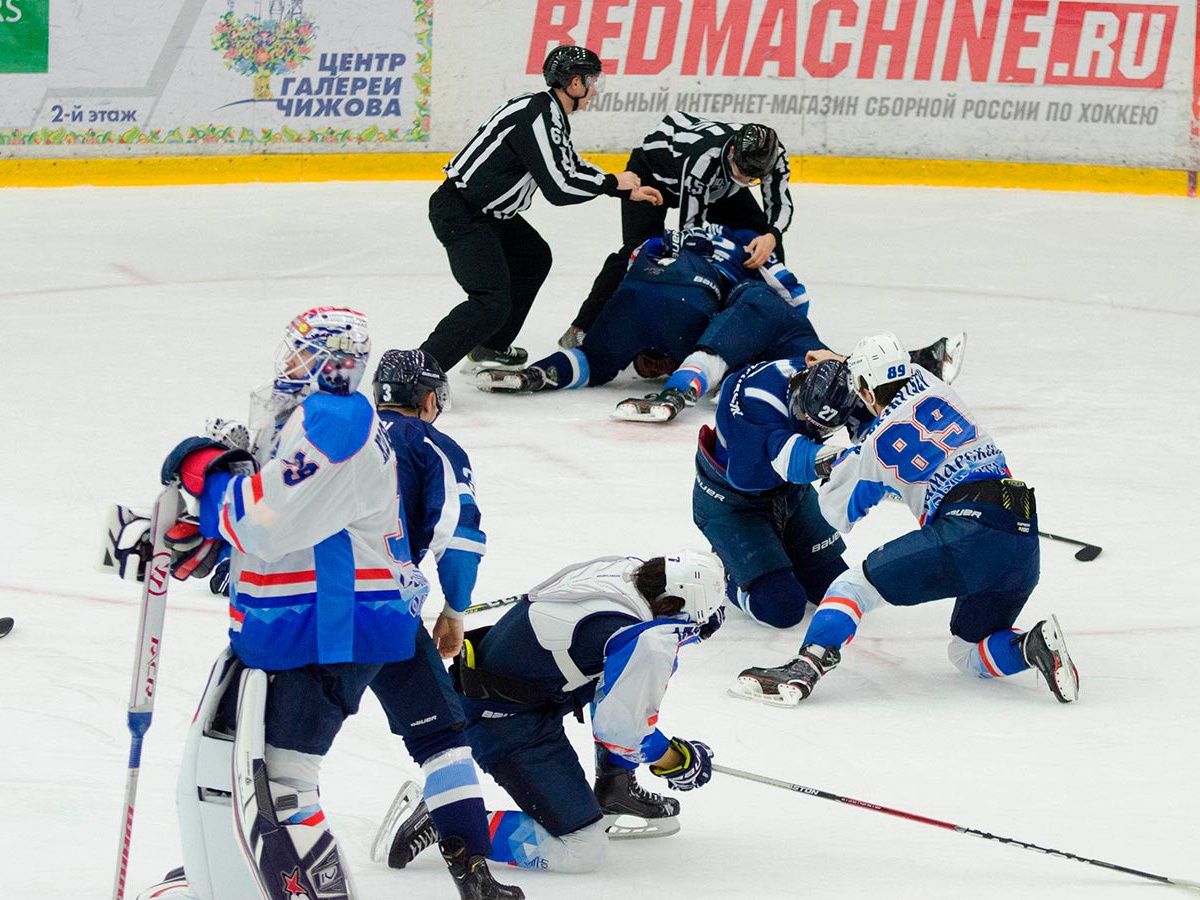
[274,307,371,397]
[788,359,856,440]
[373,349,451,413]
[660,551,726,625]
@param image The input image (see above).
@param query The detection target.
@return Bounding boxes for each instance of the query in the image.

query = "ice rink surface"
[1,179,1198,899]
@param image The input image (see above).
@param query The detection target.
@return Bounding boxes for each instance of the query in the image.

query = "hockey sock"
[665,350,726,399]
[421,746,491,858]
[738,568,808,629]
[948,630,1026,678]
[803,569,888,648]
[529,349,589,389]
[486,811,606,873]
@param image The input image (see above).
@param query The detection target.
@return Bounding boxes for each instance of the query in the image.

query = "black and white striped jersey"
[638,111,793,238]
[445,90,618,219]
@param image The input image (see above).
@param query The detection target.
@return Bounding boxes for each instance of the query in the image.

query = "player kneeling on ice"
[143,308,521,900]
[377,553,724,874]
[734,334,1079,707]
[694,358,862,629]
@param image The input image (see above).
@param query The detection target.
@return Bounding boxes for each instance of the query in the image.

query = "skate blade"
[940,332,967,384]
[613,402,674,423]
[603,813,681,840]
[1043,615,1079,703]
[727,678,802,708]
[474,371,527,393]
[370,780,423,863]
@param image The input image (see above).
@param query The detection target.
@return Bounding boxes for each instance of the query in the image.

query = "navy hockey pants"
[697,282,828,370]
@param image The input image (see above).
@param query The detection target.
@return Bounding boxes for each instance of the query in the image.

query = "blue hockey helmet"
[788,359,855,439]
[274,307,371,397]
[373,348,450,413]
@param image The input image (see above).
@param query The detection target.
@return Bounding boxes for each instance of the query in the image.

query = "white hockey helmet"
[847,332,910,392]
[661,551,726,624]
[274,306,371,397]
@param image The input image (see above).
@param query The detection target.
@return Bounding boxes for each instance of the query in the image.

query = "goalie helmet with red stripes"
[274,307,371,397]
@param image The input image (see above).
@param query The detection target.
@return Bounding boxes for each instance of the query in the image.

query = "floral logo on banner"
[211,0,317,101]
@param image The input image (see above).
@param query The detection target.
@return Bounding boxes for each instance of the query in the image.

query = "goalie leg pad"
[232,669,352,900]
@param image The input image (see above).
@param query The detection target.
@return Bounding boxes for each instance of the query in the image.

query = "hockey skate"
[372,780,440,869]
[474,366,550,394]
[731,644,841,707]
[910,332,967,384]
[594,747,681,839]
[1019,615,1079,703]
[460,345,529,373]
[440,836,525,900]
[612,387,694,423]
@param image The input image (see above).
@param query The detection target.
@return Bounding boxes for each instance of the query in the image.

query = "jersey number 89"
[875,396,976,483]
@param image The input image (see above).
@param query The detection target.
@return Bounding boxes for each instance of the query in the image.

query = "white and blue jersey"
[706,359,825,493]
[820,365,1011,531]
[378,410,485,619]
[198,391,428,670]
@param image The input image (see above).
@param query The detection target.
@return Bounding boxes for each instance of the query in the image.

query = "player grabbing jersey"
[734,334,1079,707]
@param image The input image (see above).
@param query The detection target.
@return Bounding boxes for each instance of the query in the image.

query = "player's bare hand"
[805,349,845,367]
[432,613,464,659]
[631,185,663,205]
[743,233,777,269]
[615,170,642,191]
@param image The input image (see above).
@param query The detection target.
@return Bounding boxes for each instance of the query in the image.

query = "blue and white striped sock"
[422,746,490,857]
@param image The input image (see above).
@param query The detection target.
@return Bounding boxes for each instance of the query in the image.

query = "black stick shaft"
[1038,530,1091,548]
[712,764,1198,891]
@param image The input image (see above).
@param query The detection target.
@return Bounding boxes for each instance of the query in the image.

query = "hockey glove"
[101,505,153,582]
[161,436,257,497]
[209,556,232,597]
[649,737,713,792]
[164,515,226,581]
[698,605,725,641]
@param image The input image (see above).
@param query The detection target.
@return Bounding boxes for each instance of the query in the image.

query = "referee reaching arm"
[421,45,662,372]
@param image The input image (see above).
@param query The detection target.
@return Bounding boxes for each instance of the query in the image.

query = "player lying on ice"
[732,334,1080,707]
[375,553,725,874]
[475,224,963,424]
[139,307,522,900]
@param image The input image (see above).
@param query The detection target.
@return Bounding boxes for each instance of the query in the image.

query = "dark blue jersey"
[378,410,485,615]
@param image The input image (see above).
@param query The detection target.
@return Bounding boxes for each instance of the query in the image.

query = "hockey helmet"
[730,124,780,180]
[847,332,910,393]
[274,307,371,397]
[543,44,603,90]
[788,359,856,439]
[661,551,726,625]
[373,349,450,413]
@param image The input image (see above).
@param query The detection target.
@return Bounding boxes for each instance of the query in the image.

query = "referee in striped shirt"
[421,45,662,373]
[563,112,792,345]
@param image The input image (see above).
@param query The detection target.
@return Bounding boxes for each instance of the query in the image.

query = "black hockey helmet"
[373,349,450,413]
[730,124,781,179]
[543,45,603,89]
[788,359,855,439]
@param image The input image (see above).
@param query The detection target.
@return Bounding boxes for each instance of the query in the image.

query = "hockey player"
[152,308,522,900]
[734,334,1080,706]
[422,44,661,373]
[474,225,824,411]
[381,553,724,874]
[694,358,859,630]
[562,112,792,348]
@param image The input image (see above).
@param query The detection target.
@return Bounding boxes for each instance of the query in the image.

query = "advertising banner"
[434,0,1200,169]
[0,0,430,154]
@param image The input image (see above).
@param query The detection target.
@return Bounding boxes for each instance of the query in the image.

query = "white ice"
[1,179,1198,900]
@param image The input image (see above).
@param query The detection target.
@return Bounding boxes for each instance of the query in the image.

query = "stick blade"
[1074,545,1102,562]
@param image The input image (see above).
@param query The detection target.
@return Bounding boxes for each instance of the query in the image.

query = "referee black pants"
[422,180,552,371]
[572,148,782,332]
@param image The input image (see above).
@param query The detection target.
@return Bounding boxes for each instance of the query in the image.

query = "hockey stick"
[111,485,180,900]
[712,763,1199,892]
[0,616,12,639]
[1037,530,1102,562]
[465,594,522,615]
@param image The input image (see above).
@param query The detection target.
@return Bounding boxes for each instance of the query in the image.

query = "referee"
[421,45,661,373]
[563,112,792,347]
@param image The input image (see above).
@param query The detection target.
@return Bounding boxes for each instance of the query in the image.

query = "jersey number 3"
[876,396,976,483]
